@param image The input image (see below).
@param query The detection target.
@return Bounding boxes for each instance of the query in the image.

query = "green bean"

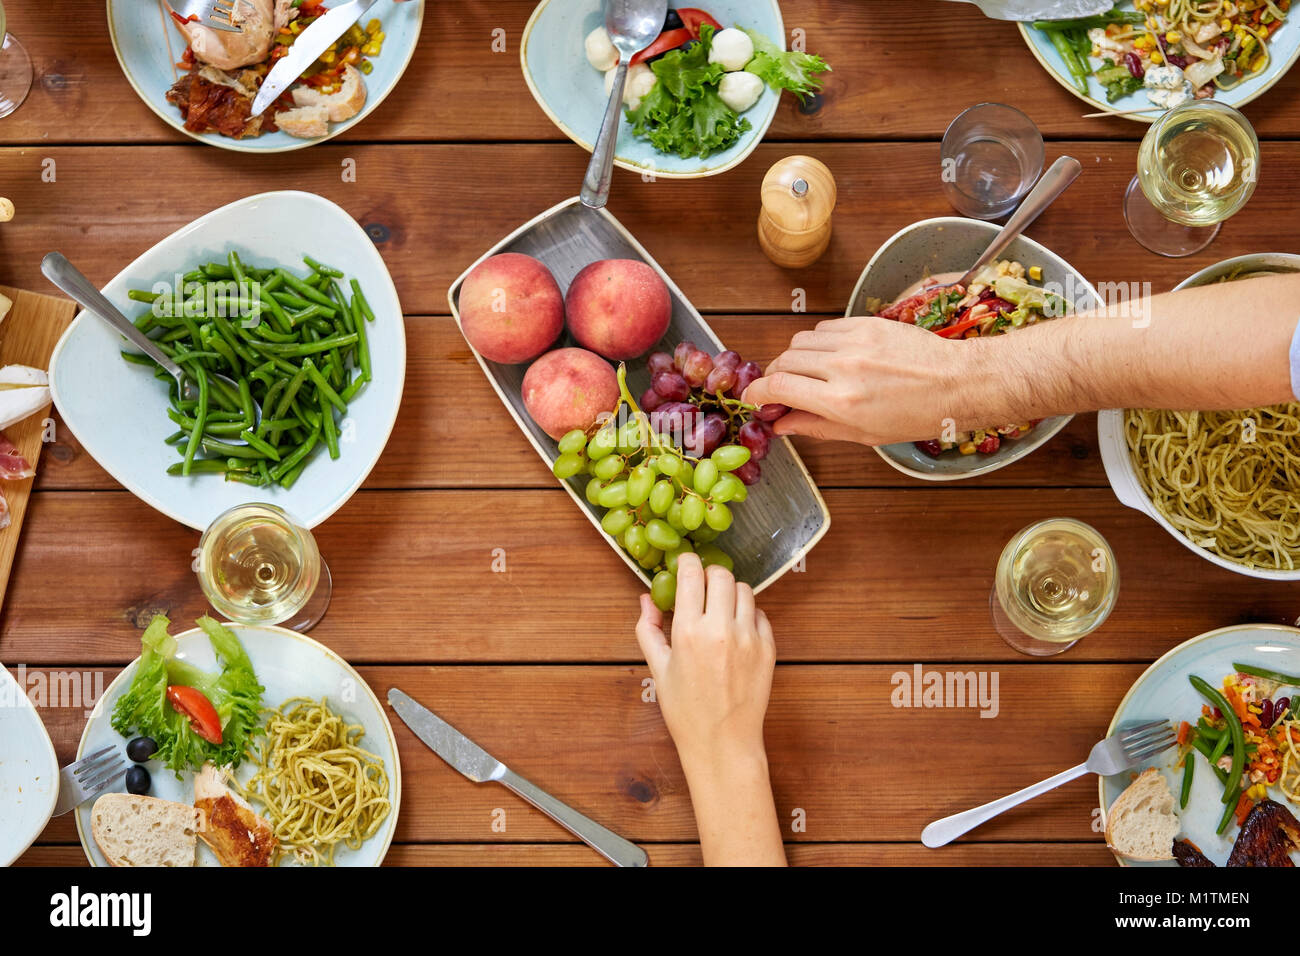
[349,279,375,323]
[166,459,227,476]
[250,333,358,357]
[340,370,365,403]
[304,255,344,278]
[1188,735,1230,783]
[1190,675,1246,805]
[1217,784,1240,835]
[301,358,346,414]
[1180,756,1194,810]
[202,263,234,279]
[1231,662,1300,686]
[163,429,187,445]
[239,429,281,462]
[270,365,309,444]
[278,456,310,490]
[1209,726,1232,765]
[270,426,320,481]
[180,363,208,476]
[320,391,339,460]
[225,470,266,486]
[350,292,372,382]
[275,268,337,310]
[120,350,159,367]
[200,437,264,459]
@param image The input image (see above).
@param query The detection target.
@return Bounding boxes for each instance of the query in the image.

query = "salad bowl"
[0,661,59,866]
[48,191,406,531]
[520,0,784,179]
[1096,252,1300,582]
[845,216,1103,481]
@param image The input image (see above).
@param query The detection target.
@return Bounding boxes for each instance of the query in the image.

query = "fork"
[921,720,1177,848]
[52,746,129,816]
[169,0,245,34]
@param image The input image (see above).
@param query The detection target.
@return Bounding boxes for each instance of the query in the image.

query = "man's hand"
[743,315,977,447]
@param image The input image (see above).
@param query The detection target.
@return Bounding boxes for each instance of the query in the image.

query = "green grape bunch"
[551,364,754,612]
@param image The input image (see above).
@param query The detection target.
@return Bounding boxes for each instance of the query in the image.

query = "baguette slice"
[1105,767,1180,861]
[91,793,205,867]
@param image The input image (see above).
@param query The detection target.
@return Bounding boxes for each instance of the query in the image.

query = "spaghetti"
[237,696,391,866]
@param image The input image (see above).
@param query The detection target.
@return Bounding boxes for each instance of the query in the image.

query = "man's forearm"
[956,273,1300,426]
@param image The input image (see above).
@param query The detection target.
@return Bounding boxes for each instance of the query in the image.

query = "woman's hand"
[742,315,979,447]
[635,553,786,865]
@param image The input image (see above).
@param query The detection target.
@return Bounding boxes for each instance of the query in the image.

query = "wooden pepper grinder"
[757,155,836,269]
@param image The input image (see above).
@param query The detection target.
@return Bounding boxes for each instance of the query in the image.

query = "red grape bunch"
[637,342,789,486]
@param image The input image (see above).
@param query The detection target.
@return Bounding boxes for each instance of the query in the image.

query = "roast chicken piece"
[168,0,296,71]
[1172,839,1216,867]
[192,763,276,867]
[1226,799,1300,867]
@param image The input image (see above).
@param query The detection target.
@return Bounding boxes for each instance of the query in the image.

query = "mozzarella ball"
[585,26,619,71]
[718,70,763,113]
[708,27,754,72]
[624,63,655,109]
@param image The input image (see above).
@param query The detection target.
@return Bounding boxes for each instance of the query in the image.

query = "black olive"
[663,9,684,31]
[126,736,158,762]
[125,766,151,795]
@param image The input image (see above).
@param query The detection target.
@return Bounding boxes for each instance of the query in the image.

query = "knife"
[941,0,1115,21]
[388,688,649,867]
[250,0,379,117]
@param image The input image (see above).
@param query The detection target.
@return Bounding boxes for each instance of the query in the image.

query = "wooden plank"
[23,663,1134,845]
[1,142,1296,318]
[33,315,1109,493]
[6,1,1300,145]
[13,842,1116,866]
[2,488,1290,667]
[0,287,74,612]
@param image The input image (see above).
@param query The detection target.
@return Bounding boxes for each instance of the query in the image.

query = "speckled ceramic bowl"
[845,217,1103,481]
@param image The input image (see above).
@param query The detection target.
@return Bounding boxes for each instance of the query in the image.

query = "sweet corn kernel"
[1166,29,1182,42]
[958,441,976,455]
[1221,18,1233,30]
[1151,50,1164,63]
[1028,265,1043,281]
[366,18,381,33]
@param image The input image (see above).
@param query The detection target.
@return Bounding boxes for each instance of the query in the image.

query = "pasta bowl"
[1097,253,1300,581]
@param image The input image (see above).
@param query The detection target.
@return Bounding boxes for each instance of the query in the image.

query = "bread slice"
[290,63,366,121]
[1105,767,1180,861]
[276,105,330,139]
[91,793,204,867]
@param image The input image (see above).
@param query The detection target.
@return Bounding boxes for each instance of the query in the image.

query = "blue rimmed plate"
[520,0,784,179]
[1100,624,1300,866]
[1018,4,1300,122]
[107,0,424,152]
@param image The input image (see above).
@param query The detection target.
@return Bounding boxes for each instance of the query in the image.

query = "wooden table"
[5,0,1299,867]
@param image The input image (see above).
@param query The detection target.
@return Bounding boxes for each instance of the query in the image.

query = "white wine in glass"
[991,518,1118,657]
[0,2,34,119]
[1124,100,1259,257]
[196,503,331,631]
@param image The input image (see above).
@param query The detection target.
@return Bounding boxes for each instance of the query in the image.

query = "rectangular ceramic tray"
[448,196,830,593]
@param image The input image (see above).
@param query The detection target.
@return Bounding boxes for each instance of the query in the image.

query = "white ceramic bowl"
[49,191,406,531]
[1097,253,1300,581]
[845,217,1103,481]
[0,661,59,866]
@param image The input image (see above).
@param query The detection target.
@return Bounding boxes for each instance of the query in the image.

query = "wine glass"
[1124,100,1259,258]
[990,518,1119,657]
[195,503,332,632]
[0,2,34,119]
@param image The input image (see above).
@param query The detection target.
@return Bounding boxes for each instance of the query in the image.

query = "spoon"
[952,155,1083,289]
[41,252,260,437]
[579,0,668,210]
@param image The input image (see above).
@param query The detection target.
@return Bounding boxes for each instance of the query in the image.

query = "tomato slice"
[630,27,693,65]
[677,8,723,36]
[166,685,223,745]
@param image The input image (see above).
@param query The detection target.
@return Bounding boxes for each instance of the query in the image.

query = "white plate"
[75,622,401,867]
[0,662,59,866]
[1097,253,1300,581]
[1101,624,1300,866]
[108,0,425,152]
[49,190,406,531]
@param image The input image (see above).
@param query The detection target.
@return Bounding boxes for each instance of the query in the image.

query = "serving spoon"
[579,0,668,210]
[41,252,260,438]
[951,155,1083,289]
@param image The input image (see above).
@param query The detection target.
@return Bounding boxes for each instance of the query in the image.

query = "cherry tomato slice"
[677,8,723,36]
[166,685,223,745]
[630,27,693,65]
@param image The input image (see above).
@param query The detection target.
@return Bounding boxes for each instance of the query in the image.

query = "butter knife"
[250,0,378,117]
[941,0,1114,20]
[387,688,649,867]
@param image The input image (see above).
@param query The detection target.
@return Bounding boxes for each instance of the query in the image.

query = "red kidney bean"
[1275,697,1290,722]
[1124,51,1144,78]
[1260,699,1275,727]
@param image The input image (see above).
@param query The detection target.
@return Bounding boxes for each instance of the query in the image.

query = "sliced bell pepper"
[935,313,984,339]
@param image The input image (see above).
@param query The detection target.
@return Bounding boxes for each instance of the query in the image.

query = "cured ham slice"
[0,432,32,480]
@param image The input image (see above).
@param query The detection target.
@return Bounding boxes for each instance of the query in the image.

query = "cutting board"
[0,286,76,612]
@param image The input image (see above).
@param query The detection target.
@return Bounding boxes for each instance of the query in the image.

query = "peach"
[565,259,671,361]
[459,252,565,364]
[522,348,620,440]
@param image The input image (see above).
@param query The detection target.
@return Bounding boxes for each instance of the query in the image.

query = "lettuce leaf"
[742,28,831,101]
[626,24,750,159]
[110,614,264,776]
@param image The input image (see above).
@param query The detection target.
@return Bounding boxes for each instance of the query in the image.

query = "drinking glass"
[1124,100,1259,257]
[990,518,1119,657]
[0,2,33,119]
[195,503,332,632]
[941,103,1045,220]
